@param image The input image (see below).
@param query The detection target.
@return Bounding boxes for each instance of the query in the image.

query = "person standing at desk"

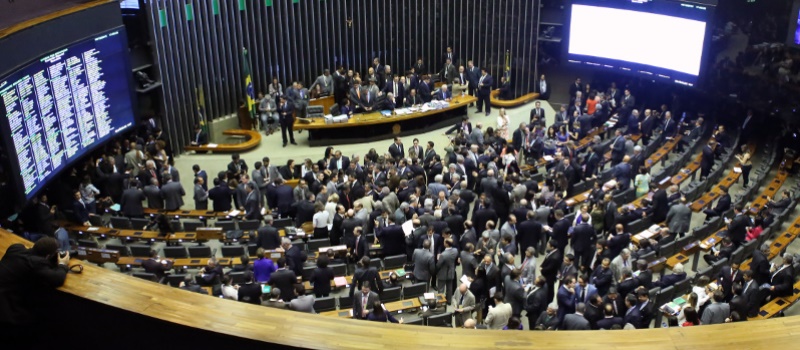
[353,284,381,320]
[278,95,296,147]
[475,67,493,116]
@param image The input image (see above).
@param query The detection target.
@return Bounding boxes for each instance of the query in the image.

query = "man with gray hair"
[282,237,307,276]
[611,248,632,283]
[429,174,449,197]
[412,239,435,286]
[749,243,772,285]
[534,302,560,330]
[630,145,644,176]
[381,187,399,214]
[656,262,687,288]
[468,123,484,147]
[562,302,591,330]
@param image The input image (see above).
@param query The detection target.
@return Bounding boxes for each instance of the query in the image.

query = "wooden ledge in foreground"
[2,229,800,348]
[185,129,261,153]
[490,90,539,107]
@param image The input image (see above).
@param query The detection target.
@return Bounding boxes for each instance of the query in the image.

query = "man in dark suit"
[700,139,717,179]
[550,210,571,254]
[160,173,185,211]
[283,238,308,277]
[655,263,687,288]
[571,214,596,271]
[703,185,731,221]
[141,250,173,280]
[516,211,543,254]
[120,179,145,218]
[623,294,642,328]
[590,258,614,296]
[741,270,761,317]
[640,109,656,145]
[434,84,452,101]
[208,178,234,212]
[143,178,163,209]
[353,283,381,320]
[269,258,298,302]
[535,74,550,100]
[375,216,406,257]
[540,240,563,304]
[277,96,296,147]
[227,153,248,179]
[328,150,350,172]
[524,276,549,330]
[648,185,669,223]
[529,101,546,124]
[440,57,457,83]
[718,262,744,302]
[190,124,208,146]
[568,78,583,100]
[610,130,626,166]
[726,205,751,247]
[382,75,405,106]
[769,255,795,298]
[349,227,369,263]
[256,216,281,250]
[475,67,493,116]
[466,60,480,103]
[445,116,472,135]
[750,244,772,285]
[273,179,295,217]
[388,137,405,160]
[243,183,262,221]
[417,76,433,103]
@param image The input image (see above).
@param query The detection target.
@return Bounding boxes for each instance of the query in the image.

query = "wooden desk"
[184,129,262,153]
[116,256,235,268]
[670,154,702,186]
[293,96,476,146]
[320,294,444,318]
[690,143,757,212]
[747,170,789,214]
[9,229,800,349]
[308,95,335,114]
[489,90,539,107]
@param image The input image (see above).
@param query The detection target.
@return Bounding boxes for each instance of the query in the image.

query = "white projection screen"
[568,4,707,77]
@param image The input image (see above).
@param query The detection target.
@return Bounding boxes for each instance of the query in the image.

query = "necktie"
[363,294,368,308]
[357,89,361,99]
[623,259,628,268]
[367,93,370,103]
[300,91,304,99]
[459,294,464,306]
[151,170,156,179]
[461,74,465,83]
[580,289,585,302]
[355,237,360,253]
[613,301,618,315]
[430,239,434,253]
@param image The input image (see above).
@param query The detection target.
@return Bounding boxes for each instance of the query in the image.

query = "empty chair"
[331,264,347,277]
[729,247,745,266]
[165,274,187,287]
[183,220,205,232]
[104,243,130,257]
[129,245,152,257]
[132,272,159,283]
[638,250,657,263]
[163,246,188,259]
[383,254,407,270]
[403,282,427,299]
[657,241,677,258]
[247,244,259,257]
[426,312,453,327]
[673,235,693,252]
[215,220,236,232]
[239,220,261,232]
[404,318,424,325]
[695,266,714,281]
[188,246,214,258]
[229,271,246,284]
[338,294,353,309]
[673,277,692,297]
[369,258,383,270]
[221,245,246,258]
[382,286,402,302]
[170,220,182,232]
[110,216,132,229]
[711,258,728,277]
[77,239,98,248]
[273,218,293,229]
[130,218,150,230]
[314,296,336,312]
[307,238,330,253]
[302,266,316,281]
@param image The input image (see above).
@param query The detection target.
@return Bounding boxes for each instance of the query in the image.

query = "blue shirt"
[253,258,277,283]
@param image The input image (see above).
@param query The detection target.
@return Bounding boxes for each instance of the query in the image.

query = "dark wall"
[0,0,95,31]
[145,0,541,150]
[0,2,124,78]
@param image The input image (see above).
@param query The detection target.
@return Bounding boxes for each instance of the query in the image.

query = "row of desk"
[319,294,446,318]
[690,143,757,212]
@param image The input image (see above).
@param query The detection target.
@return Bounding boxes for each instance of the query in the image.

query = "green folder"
[395,269,406,277]
[673,297,687,305]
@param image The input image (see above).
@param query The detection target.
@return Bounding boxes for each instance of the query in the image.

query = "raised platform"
[293,95,476,146]
[184,129,261,153]
[489,89,539,107]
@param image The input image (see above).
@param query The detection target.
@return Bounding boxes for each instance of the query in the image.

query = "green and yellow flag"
[504,50,511,83]
[242,47,256,120]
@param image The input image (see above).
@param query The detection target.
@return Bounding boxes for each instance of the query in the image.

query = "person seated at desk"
[367,300,404,323]
[766,190,792,214]
[142,249,173,280]
[179,275,208,294]
[338,99,354,119]
[287,285,315,313]
[308,84,325,99]
[405,88,422,107]
[262,287,286,309]
[702,185,731,221]
[237,271,262,304]
[190,123,208,146]
[703,236,735,266]
[198,258,224,286]
[533,302,561,330]
[221,275,239,301]
[382,92,397,110]
[434,84,452,102]
[382,75,405,106]
[229,255,252,274]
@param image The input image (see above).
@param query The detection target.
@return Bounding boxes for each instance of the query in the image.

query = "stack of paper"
[334,277,347,287]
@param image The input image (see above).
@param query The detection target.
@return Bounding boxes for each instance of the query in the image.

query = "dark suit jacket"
[718,266,744,300]
[571,222,596,253]
[727,214,749,243]
[540,250,563,281]
[311,267,334,296]
[596,316,625,330]
[517,219,543,253]
[624,306,643,329]
[771,266,795,297]
[244,192,261,221]
[256,225,281,250]
[650,189,668,223]
[551,218,571,252]
[269,268,298,301]
[208,184,234,212]
[750,250,771,285]
[388,143,405,160]
[285,246,308,276]
[120,188,145,217]
[375,224,406,257]
[591,266,614,296]
[656,272,686,289]
[353,291,380,320]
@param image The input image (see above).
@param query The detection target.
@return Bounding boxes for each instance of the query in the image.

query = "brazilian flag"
[195,84,209,135]
[242,47,256,120]
[504,50,511,83]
